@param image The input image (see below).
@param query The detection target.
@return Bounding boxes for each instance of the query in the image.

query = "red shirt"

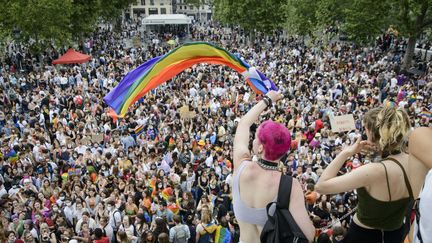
[94,237,109,243]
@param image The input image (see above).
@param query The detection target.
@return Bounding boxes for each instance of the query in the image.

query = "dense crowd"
[0,20,431,243]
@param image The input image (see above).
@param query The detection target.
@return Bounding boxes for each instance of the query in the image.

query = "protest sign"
[330,114,356,133]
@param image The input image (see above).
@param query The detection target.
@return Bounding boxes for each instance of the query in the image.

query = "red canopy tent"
[52,49,91,65]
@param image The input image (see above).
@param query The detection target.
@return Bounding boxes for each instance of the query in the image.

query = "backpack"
[112,209,123,231]
[260,174,309,243]
[173,224,188,243]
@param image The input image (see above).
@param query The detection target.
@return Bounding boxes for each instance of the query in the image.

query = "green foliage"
[214,0,288,33]
[284,0,432,41]
[99,0,135,21]
[315,0,349,27]
[341,0,392,44]
[0,0,133,53]
[285,0,318,36]
[0,0,73,53]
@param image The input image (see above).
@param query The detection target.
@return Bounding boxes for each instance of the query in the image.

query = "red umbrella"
[52,48,91,65]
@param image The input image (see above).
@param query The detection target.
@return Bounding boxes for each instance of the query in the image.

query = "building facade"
[128,0,173,19]
[174,0,212,22]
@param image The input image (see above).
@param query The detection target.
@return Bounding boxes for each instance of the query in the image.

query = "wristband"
[262,96,273,107]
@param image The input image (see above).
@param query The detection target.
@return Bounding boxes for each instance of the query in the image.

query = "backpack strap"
[277,174,292,208]
[414,198,423,243]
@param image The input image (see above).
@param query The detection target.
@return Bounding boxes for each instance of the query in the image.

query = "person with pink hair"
[232,90,315,243]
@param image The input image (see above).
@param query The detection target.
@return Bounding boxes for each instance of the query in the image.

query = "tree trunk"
[250,30,256,45]
[401,36,417,71]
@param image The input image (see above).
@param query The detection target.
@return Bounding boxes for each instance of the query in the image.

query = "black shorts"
[345,221,405,243]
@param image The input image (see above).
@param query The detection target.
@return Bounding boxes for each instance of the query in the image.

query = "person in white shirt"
[0,182,7,198]
[99,216,114,243]
[107,201,122,233]
[75,212,97,233]
[63,198,75,226]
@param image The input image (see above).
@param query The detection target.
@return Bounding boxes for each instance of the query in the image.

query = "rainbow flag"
[419,110,432,118]
[161,187,173,201]
[6,150,18,163]
[132,124,145,136]
[104,42,278,117]
[215,226,232,243]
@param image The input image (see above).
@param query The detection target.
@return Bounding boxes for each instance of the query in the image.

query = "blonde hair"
[201,210,212,224]
[363,106,410,157]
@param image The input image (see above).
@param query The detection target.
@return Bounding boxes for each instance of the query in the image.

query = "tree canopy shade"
[52,49,92,65]
[213,0,288,34]
[283,0,432,70]
[0,0,134,53]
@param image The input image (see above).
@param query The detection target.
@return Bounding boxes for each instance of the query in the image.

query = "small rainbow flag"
[215,226,231,243]
[132,124,145,136]
[419,110,432,118]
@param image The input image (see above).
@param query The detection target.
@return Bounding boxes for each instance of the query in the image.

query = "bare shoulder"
[233,156,252,174]
[290,177,303,198]
[410,127,432,143]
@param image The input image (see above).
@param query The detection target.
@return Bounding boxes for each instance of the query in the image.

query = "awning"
[142,14,192,25]
[52,49,91,65]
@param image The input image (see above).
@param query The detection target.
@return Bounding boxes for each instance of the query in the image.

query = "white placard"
[330,114,356,133]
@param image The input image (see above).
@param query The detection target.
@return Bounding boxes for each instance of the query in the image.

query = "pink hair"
[257,120,291,161]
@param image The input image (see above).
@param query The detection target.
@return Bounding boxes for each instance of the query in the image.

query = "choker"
[257,158,279,171]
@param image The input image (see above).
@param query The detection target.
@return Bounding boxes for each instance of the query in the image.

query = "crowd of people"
[0,18,431,243]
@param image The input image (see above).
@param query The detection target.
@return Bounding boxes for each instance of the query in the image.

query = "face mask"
[66,202,72,206]
[107,206,113,211]
[60,196,65,200]
[158,184,163,188]
[53,207,59,211]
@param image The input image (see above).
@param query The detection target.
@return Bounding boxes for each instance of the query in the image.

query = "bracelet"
[262,96,273,107]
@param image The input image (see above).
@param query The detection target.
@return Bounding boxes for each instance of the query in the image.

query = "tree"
[214,0,288,40]
[285,0,318,36]
[284,0,432,70]
[0,0,134,53]
[0,0,73,53]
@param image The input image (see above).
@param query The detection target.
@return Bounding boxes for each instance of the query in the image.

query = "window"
[189,5,193,10]
[150,0,154,5]
[141,0,145,5]
[149,8,158,14]
[161,8,166,14]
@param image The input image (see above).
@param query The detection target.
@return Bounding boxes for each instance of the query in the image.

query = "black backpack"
[260,174,309,243]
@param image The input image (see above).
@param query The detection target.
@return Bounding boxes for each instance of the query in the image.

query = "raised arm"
[315,137,381,194]
[233,91,282,171]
